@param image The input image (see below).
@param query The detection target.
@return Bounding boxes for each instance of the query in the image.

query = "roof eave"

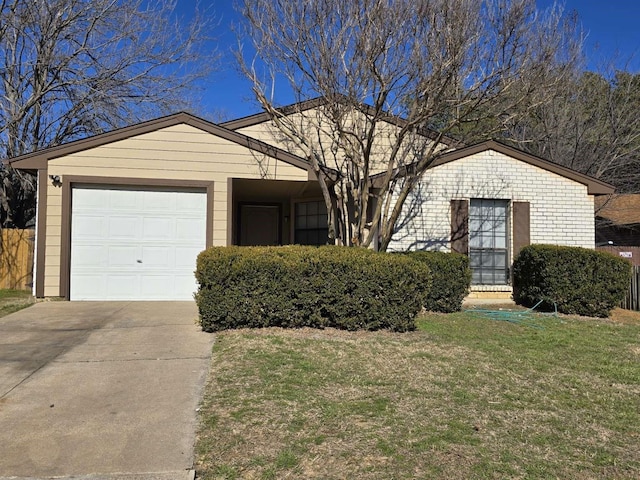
[369,140,615,195]
[7,112,199,170]
[222,96,455,145]
[3,156,46,170]
[221,97,330,130]
[587,184,616,195]
[6,112,313,174]
[431,140,615,195]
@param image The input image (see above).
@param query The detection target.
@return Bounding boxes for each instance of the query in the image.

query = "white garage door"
[70,185,207,300]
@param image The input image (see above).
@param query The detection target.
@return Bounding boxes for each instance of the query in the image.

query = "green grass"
[195,309,640,479]
[0,289,34,317]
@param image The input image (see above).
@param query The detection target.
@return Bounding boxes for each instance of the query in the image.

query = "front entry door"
[239,204,281,246]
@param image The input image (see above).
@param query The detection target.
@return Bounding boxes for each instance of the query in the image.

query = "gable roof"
[596,194,640,225]
[371,140,614,195]
[6,111,312,173]
[6,108,615,197]
[221,96,456,146]
[220,97,328,131]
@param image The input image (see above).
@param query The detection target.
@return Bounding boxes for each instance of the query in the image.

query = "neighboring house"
[595,194,640,266]
[6,100,614,301]
[595,194,640,247]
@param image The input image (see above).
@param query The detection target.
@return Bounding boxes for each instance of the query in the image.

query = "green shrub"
[195,245,431,332]
[402,251,471,312]
[512,244,632,317]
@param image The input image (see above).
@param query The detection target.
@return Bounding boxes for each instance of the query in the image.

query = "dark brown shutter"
[450,199,469,255]
[512,201,530,258]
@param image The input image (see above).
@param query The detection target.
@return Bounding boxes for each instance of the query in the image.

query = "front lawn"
[0,289,34,318]
[195,309,640,479]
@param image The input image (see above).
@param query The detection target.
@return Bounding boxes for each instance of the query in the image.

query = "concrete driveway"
[0,301,214,479]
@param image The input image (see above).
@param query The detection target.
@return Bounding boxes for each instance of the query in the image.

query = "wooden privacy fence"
[597,246,640,311]
[597,246,640,266]
[621,266,640,311]
[0,228,35,290]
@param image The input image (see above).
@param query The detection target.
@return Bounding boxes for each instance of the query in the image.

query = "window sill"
[470,284,513,292]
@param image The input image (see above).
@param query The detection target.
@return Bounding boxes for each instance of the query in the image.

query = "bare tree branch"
[505,66,640,195]
[238,0,582,250]
[0,0,219,228]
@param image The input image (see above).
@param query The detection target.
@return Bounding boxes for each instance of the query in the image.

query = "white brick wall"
[388,149,595,258]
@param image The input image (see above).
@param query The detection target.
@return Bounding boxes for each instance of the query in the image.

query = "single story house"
[6,99,614,300]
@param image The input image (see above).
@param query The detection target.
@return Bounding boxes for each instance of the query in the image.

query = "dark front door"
[239,204,281,246]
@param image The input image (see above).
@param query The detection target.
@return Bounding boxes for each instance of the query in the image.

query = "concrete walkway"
[0,301,214,480]
[462,297,516,307]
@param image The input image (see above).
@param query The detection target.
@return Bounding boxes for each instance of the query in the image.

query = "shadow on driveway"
[0,302,130,396]
[0,301,214,479]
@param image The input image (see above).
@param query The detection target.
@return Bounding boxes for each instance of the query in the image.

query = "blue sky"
[185,1,640,121]
[539,0,640,69]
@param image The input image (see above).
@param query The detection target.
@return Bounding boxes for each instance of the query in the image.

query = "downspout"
[32,172,39,297]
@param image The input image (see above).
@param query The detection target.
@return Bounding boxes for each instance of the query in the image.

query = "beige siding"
[51,125,306,179]
[236,109,442,176]
[42,123,308,296]
[237,123,292,150]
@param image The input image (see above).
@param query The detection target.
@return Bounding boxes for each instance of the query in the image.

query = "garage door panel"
[173,275,200,298]
[142,217,174,240]
[106,275,139,297]
[142,190,175,210]
[70,186,206,301]
[108,246,140,267]
[176,218,206,240]
[108,216,140,239]
[176,192,208,210]
[73,188,109,209]
[175,247,202,267]
[72,274,107,300]
[73,215,108,237]
[73,245,109,268]
[140,275,175,296]
[108,189,140,210]
[141,246,172,267]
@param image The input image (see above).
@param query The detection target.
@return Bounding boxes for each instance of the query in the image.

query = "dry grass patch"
[196,311,640,479]
[609,307,640,325]
[0,289,33,318]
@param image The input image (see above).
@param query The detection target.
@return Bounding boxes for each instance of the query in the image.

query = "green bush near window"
[403,251,471,313]
[512,244,632,317]
[195,245,431,332]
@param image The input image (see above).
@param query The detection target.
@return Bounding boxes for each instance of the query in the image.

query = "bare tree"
[238,0,582,250]
[0,0,218,227]
[505,68,640,195]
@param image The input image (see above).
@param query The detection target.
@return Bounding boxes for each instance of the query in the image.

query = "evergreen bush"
[512,244,631,317]
[195,245,431,332]
[403,251,471,312]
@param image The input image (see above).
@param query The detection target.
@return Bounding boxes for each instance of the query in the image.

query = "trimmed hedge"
[512,244,632,317]
[403,251,471,312]
[195,245,431,332]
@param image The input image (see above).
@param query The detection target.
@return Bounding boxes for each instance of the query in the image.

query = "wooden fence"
[621,266,640,311]
[596,246,640,266]
[0,228,35,290]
